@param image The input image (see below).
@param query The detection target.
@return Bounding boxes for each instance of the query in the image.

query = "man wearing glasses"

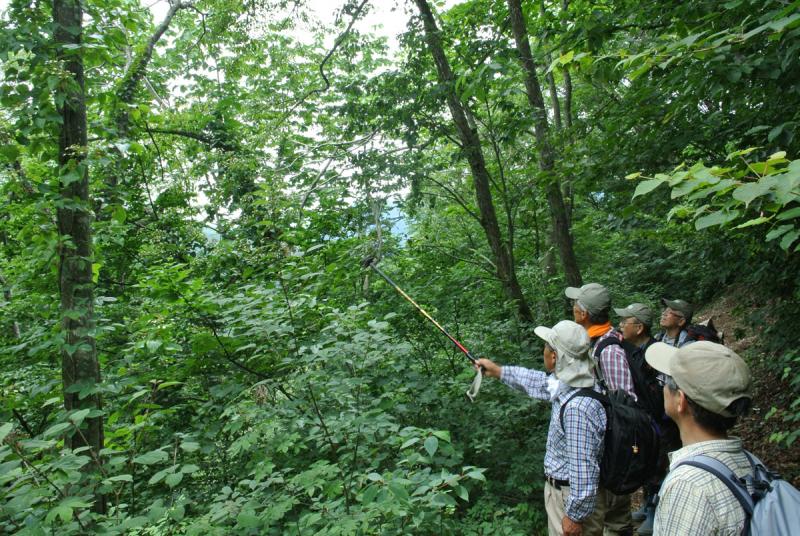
[656,298,694,348]
[614,303,676,536]
[644,341,753,535]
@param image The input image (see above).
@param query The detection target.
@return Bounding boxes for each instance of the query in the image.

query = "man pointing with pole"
[476,320,606,536]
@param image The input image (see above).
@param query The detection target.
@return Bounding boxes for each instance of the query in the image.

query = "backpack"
[676,451,800,535]
[594,337,682,462]
[686,317,724,344]
[560,388,660,495]
[594,338,663,420]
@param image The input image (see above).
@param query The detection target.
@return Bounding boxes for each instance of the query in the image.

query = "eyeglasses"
[619,320,641,328]
[657,375,679,391]
[663,309,684,319]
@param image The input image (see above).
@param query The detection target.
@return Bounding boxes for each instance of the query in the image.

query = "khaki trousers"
[543,483,633,536]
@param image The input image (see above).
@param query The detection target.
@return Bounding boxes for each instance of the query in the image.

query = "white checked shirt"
[655,438,753,535]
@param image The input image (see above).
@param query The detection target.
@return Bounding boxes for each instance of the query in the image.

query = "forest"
[1,0,799,533]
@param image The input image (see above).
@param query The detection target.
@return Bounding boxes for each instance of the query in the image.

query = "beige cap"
[614,303,653,327]
[534,320,594,388]
[565,283,610,315]
[661,298,693,322]
[645,341,752,417]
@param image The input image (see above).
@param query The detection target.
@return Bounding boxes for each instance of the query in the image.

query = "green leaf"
[134,449,168,465]
[695,210,740,230]
[766,224,793,241]
[0,145,20,162]
[181,464,200,474]
[388,482,409,503]
[424,436,439,457]
[165,472,183,488]
[43,422,72,438]
[632,178,666,198]
[45,505,72,524]
[105,474,133,483]
[400,437,420,449]
[367,472,383,482]
[69,408,91,426]
[734,216,771,229]
[624,172,642,180]
[180,441,200,452]
[432,430,451,443]
[732,181,772,205]
[455,484,469,501]
[779,229,799,250]
[156,381,183,391]
[0,423,12,443]
[776,207,800,221]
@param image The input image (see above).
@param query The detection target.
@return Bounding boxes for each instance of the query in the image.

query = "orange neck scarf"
[587,322,613,339]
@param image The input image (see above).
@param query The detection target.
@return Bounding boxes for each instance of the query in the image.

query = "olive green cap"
[661,298,693,322]
[565,283,610,315]
[613,303,653,327]
[645,341,752,417]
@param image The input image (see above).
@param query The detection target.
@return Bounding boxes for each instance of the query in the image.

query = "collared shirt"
[592,328,637,399]
[655,438,753,535]
[657,329,693,348]
[501,366,606,522]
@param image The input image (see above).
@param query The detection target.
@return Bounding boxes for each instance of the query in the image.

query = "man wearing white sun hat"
[476,320,606,536]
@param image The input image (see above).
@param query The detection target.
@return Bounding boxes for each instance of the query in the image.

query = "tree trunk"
[414,0,533,323]
[53,0,106,514]
[506,0,582,287]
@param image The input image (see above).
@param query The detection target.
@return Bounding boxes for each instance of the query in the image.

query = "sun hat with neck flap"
[534,320,594,388]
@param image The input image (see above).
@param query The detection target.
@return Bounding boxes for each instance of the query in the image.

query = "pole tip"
[361,256,376,269]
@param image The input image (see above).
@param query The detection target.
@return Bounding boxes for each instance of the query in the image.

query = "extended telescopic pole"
[362,257,477,364]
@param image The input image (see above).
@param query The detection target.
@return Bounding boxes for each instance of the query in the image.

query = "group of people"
[476,283,753,536]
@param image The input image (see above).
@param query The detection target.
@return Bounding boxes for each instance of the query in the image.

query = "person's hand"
[562,516,582,536]
[474,358,501,378]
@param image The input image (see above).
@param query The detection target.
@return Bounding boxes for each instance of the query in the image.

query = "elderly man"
[567,283,635,536]
[645,341,753,534]
[656,298,694,347]
[476,320,606,536]
[613,302,675,536]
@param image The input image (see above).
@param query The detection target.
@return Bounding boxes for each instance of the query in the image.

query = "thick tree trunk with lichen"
[53,0,106,514]
[507,0,582,287]
[414,0,533,324]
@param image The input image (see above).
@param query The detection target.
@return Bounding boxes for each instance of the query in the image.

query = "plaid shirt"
[655,438,753,535]
[592,328,637,400]
[501,366,606,522]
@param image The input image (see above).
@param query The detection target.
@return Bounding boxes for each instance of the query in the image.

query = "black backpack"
[686,317,724,344]
[560,388,659,495]
[594,338,664,420]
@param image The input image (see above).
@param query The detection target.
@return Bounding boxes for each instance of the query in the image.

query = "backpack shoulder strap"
[559,388,608,430]
[593,336,622,359]
[675,454,755,516]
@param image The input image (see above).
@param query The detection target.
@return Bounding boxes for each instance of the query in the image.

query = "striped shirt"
[501,366,606,522]
[592,328,637,399]
[655,438,753,535]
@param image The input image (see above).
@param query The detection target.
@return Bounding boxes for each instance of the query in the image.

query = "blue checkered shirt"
[501,366,606,522]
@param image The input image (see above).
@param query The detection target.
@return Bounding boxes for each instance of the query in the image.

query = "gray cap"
[661,298,693,322]
[534,320,594,388]
[645,341,752,417]
[565,283,610,315]
[614,303,653,327]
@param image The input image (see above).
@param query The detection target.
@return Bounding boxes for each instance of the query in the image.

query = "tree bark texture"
[506,0,582,287]
[414,0,533,323]
[53,0,106,513]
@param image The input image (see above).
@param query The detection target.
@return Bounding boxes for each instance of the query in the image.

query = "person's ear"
[676,390,689,415]
[636,324,645,337]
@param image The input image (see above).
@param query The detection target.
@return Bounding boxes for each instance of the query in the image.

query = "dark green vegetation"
[1,0,799,533]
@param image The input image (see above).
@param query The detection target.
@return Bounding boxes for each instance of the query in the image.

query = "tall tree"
[413,0,533,323]
[53,0,105,513]
[506,0,582,287]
